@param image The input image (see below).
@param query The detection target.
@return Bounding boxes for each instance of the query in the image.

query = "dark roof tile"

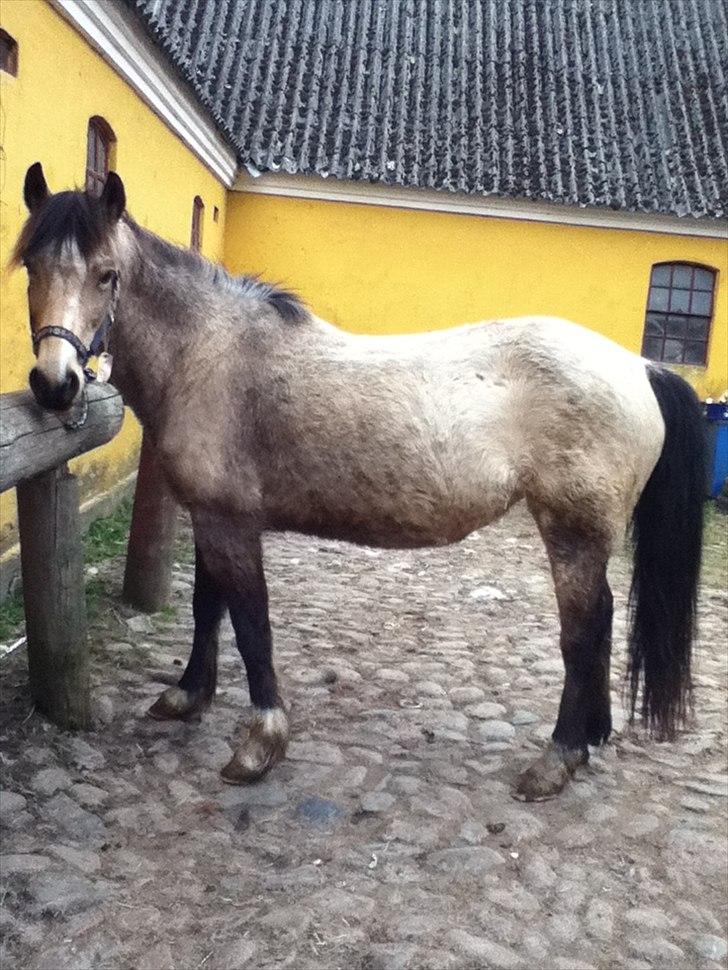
[128,0,728,219]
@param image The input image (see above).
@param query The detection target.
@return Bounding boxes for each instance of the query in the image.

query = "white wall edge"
[50,0,238,187]
[234,172,728,240]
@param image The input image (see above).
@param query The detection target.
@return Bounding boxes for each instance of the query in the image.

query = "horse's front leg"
[516,510,613,800]
[191,510,289,784]
[148,543,226,720]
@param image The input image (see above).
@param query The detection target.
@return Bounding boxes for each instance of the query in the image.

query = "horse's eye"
[98,270,116,287]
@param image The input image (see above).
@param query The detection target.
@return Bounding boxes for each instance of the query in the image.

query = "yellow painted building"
[1,0,726,585]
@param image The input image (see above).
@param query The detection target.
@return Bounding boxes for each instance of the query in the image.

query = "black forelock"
[13,191,109,265]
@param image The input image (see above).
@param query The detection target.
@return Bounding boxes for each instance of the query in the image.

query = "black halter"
[31,274,119,429]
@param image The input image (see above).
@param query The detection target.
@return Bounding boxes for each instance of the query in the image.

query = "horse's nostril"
[29,368,80,411]
[60,371,80,407]
[29,367,48,404]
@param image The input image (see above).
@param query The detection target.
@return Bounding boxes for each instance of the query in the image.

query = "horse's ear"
[24,162,49,212]
[99,171,126,222]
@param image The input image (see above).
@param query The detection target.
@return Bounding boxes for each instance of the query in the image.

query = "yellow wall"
[224,193,728,399]
[0,0,227,556]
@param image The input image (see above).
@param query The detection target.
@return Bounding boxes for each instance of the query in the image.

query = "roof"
[128,0,728,220]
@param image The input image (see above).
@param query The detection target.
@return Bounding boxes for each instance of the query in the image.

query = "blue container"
[704,402,728,498]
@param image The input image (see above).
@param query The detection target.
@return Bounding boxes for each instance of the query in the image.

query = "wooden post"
[17,464,89,730]
[122,431,177,612]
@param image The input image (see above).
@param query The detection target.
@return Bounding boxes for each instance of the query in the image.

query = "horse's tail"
[627,365,705,737]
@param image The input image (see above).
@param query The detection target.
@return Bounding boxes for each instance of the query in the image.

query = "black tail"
[628,366,706,738]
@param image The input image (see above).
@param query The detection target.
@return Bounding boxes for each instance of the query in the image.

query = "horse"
[12,163,705,801]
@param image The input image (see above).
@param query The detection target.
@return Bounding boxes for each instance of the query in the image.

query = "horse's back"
[305,314,663,544]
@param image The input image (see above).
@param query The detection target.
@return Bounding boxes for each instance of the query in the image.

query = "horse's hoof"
[513,745,587,801]
[220,708,289,785]
[147,686,209,722]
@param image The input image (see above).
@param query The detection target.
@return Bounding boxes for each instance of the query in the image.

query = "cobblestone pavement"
[1,504,726,970]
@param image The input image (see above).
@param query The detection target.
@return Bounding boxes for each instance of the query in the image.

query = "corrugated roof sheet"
[128,0,728,219]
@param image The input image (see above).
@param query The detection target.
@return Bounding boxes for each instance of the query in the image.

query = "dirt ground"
[0,503,726,970]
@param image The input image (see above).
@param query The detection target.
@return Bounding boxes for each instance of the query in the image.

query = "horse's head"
[13,162,126,413]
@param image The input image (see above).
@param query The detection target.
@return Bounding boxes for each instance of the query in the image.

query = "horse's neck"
[110,234,191,433]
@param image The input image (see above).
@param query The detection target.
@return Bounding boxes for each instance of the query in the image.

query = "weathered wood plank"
[17,465,89,730]
[122,431,178,613]
[0,384,124,493]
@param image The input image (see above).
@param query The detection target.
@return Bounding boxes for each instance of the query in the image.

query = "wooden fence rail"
[0,384,124,729]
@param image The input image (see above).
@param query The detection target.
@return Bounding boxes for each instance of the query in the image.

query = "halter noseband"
[32,325,95,367]
[31,274,119,429]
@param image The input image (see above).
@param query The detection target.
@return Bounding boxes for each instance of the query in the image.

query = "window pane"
[693,268,714,291]
[98,138,107,178]
[648,287,670,311]
[671,265,693,288]
[687,316,709,340]
[691,290,712,316]
[642,336,663,361]
[669,289,691,313]
[0,29,18,76]
[645,312,665,336]
[666,315,688,337]
[684,341,707,365]
[663,339,684,363]
[87,130,96,171]
[651,265,672,286]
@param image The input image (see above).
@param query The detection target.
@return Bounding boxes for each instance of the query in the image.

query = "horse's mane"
[130,221,309,325]
[12,191,308,326]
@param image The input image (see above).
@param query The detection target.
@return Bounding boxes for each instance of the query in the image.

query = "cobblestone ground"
[1,504,726,970]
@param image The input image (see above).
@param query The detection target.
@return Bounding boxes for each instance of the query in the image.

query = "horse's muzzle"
[29,367,80,412]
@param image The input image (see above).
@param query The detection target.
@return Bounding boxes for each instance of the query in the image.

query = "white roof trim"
[234,172,728,240]
[51,0,237,187]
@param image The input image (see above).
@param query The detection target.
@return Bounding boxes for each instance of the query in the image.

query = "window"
[641,263,716,366]
[85,117,115,198]
[0,29,18,76]
[191,196,204,251]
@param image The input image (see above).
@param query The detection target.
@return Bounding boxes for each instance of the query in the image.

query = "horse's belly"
[267,466,519,549]
[270,510,475,549]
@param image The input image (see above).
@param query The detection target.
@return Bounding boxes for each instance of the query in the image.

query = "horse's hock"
[0,383,124,730]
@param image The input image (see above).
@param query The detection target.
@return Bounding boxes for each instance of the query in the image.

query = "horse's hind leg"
[515,507,613,801]
[189,510,289,784]
[148,544,226,720]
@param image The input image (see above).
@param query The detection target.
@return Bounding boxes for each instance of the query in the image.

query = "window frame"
[191,196,204,252]
[85,117,116,198]
[0,28,18,77]
[641,261,717,367]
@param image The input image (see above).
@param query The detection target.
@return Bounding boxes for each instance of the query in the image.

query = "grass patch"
[85,577,108,621]
[156,603,178,621]
[701,502,728,591]
[0,594,24,643]
[84,497,133,565]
